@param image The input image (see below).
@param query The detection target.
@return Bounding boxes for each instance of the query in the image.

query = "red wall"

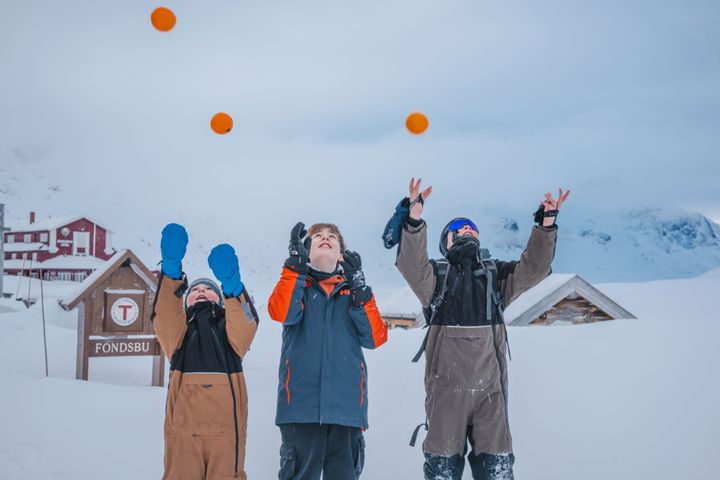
[3,218,113,262]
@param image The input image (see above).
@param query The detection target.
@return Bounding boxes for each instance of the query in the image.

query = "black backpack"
[413,250,506,363]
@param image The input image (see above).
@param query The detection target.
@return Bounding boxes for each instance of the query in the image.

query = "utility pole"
[0,204,9,297]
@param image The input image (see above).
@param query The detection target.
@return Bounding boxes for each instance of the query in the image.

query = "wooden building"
[3,212,114,282]
[383,312,422,330]
[504,273,636,326]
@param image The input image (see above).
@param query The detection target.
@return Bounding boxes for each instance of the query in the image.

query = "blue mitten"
[160,223,188,280]
[208,244,244,298]
[382,197,410,249]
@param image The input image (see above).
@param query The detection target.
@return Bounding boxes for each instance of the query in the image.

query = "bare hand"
[541,188,570,226]
[409,177,433,220]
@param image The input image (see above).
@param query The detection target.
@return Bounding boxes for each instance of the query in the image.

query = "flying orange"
[211,113,233,135]
[406,112,429,135]
[151,7,176,32]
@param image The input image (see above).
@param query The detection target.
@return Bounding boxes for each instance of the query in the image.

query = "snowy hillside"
[2,150,720,290]
[1,270,719,479]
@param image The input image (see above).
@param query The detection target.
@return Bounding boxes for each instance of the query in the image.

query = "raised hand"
[341,250,366,291]
[285,222,310,274]
[341,250,372,307]
[408,177,433,220]
[160,223,188,280]
[542,188,570,212]
[208,244,244,298]
[534,188,570,227]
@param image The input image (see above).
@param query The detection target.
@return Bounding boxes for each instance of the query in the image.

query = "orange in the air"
[151,7,176,32]
[211,113,233,135]
[406,112,429,135]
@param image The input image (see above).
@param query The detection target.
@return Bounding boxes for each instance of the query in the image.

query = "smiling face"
[447,224,480,249]
[186,283,220,307]
[308,227,343,267]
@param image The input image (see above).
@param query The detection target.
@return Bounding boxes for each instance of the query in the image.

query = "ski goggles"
[448,218,478,233]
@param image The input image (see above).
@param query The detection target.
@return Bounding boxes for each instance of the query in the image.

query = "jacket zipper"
[285,358,291,405]
[360,362,365,407]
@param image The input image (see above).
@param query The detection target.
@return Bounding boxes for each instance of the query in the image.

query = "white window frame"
[6,234,14,244]
[73,231,90,256]
[24,234,31,243]
[40,232,48,243]
[31,252,38,262]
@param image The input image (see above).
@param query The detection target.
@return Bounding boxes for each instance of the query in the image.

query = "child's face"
[446,224,480,249]
[309,228,343,266]
[186,284,220,307]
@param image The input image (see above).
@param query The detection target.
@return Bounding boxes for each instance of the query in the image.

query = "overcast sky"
[1,0,719,228]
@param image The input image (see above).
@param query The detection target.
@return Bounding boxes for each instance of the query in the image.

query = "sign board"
[89,338,162,357]
[61,250,164,386]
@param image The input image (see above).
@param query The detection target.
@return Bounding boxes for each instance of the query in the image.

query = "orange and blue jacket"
[268,266,388,429]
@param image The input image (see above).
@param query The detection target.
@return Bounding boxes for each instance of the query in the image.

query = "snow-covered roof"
[2,243,48,252]
[6,214,111,233]
[61,250,157,310]
[505,273,636,326]
[1,255,105,270]
[40,256,106,269]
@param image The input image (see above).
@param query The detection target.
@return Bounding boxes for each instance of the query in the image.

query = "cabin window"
[24,234,32,243]
[73,231,90,256]
[6,234,14,243]
[73,272,86,282]
[31,253,38,262]
[40,232,48,243]
[58,272,72,281]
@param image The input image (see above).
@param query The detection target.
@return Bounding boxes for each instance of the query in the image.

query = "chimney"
[29,211,36,224]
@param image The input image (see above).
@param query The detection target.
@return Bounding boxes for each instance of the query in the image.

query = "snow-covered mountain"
[477,207,720,282]
[2,149,720,292]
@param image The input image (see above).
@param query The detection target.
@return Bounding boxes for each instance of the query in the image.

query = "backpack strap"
[411,259,450,363]
[409,418,428,447]
[479,259,512,360]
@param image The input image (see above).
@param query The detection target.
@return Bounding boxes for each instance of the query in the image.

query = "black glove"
[533,204,559,226]
[284,222,309,274]
[341,250,372,306]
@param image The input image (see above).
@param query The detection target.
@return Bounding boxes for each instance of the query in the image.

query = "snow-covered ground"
[1,270,719,480]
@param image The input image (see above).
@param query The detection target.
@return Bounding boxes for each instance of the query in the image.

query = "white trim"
[49,228,58,254]
[104,231,113,255]
[89,335,157,340]
[129,263,157,293]
[105,289,146,294]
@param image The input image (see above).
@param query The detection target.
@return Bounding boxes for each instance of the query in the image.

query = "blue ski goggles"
[448,218,478,233]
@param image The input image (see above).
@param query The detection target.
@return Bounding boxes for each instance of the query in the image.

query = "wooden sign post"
[61,249,164,386]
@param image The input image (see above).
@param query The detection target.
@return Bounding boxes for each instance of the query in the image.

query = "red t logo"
[119,304,132,321]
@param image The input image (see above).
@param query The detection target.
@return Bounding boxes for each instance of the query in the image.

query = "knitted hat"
[185,277,223,307]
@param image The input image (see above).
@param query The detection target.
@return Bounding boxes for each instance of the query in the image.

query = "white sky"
[1,0,719,225]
